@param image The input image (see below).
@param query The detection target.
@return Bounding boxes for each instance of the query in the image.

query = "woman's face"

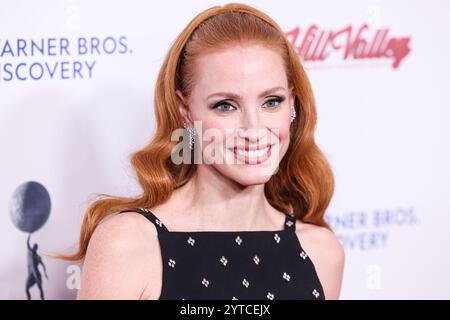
[176,44,295,186]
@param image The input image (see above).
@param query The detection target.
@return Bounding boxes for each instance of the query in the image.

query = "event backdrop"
[1,0,449,299]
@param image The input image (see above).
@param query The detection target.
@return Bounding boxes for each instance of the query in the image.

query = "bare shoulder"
[295,219,345,300]
[77,211,162,299]
[91,211,158,242]
[295,220,344,257]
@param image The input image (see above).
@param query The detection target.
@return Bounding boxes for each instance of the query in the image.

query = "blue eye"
[263,96,285,109]
[212,102,237,112]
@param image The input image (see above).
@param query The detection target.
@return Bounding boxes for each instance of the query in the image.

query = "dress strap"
[138,207,169,234]
[284,212,297,232]
[120,207,169,234]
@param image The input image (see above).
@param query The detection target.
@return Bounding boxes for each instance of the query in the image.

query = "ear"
[175,89,193,125]
[288,86,296,110]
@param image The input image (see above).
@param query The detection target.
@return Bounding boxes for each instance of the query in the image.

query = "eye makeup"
[209,95,286,112]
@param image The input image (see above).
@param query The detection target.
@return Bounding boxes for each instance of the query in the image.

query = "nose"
[238,107,267,143]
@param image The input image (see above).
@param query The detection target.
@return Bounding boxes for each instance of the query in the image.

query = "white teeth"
[235,146,269,158]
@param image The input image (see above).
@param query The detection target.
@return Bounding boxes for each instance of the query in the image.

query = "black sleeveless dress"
[122,207,325,300]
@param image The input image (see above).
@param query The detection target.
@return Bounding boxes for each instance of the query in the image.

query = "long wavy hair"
[60,3,334,261]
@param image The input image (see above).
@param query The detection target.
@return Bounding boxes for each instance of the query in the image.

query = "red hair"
[60,3,334,261]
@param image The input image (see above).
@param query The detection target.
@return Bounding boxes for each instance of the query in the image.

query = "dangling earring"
[183,121,196,150]
[290,106,297,123]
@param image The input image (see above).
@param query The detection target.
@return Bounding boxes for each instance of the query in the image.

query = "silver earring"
[183,122,196,150]
[290,107,296,123]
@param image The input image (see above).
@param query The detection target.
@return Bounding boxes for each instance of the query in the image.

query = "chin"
[215,165,275,186]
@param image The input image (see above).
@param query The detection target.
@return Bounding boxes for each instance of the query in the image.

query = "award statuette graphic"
[9,181,51,300]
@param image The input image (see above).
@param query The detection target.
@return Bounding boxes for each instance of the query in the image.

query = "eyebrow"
[206,86,286,101]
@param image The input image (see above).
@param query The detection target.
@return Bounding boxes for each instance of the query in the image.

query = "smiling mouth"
[228,144,274,164]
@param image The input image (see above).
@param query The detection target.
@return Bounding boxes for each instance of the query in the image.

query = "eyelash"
[210,96,285,112]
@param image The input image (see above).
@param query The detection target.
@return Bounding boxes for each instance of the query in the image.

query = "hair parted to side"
[59,3,334,261]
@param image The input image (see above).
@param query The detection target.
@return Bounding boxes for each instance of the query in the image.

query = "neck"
[169,165,282,231]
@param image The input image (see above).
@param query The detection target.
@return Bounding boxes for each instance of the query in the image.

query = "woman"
[64,3,345,300]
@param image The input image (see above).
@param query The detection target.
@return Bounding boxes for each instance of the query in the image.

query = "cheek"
[265,115,290,144]
[276,121,291,144]
[200,119,231,143]
[265,116,291,163]
[198,119,232,159]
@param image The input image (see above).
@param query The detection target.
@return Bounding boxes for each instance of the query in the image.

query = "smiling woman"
[59,2,344,301]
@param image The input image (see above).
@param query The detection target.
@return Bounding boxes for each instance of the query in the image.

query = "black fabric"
[124,207,325,300]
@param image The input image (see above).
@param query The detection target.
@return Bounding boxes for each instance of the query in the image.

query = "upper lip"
[230,144,273,151]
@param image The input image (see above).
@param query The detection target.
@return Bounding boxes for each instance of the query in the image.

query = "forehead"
[192,44,288,95]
